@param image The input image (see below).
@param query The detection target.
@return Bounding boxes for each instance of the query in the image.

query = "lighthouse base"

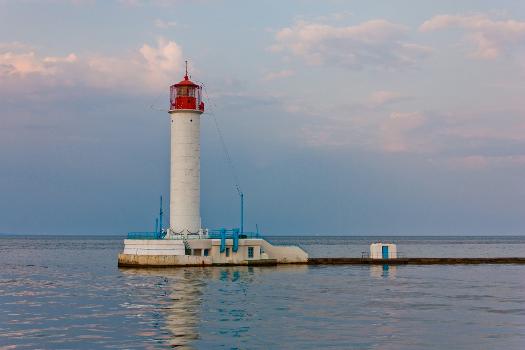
[118,238,308,267]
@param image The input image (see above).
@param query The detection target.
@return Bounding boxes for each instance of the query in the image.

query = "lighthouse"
[119,62,308,265]
[167,63,205,238]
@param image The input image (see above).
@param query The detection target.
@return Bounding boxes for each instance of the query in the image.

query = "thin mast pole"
[240,192,244,234]
[159,195,163,235]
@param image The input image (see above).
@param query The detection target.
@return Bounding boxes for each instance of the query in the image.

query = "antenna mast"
[159,195,163,235]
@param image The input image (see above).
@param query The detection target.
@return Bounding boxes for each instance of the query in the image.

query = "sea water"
[1,235,524,349]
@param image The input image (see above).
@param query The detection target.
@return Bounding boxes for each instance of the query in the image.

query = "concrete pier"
[307,257,525,265]
[118,255,525,268]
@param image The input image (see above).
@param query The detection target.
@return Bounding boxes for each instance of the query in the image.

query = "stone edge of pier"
[118,254,525,268]
[307,257,525,265]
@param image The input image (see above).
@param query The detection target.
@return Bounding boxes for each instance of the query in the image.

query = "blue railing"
[127,231,166,240]
[208,228,262,253]
[207,229,261,239]
[208,229,237,253]
[126,228,261,240]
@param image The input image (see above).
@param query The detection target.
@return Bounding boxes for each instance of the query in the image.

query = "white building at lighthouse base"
[119,237,308,266]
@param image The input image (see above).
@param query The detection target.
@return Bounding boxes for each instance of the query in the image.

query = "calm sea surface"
[1,235,525,349]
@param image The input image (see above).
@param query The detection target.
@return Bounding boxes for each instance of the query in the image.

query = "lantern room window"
[177,86,196,97]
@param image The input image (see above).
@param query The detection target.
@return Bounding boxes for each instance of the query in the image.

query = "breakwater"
[118,255,525,267]
[307,257,525,265]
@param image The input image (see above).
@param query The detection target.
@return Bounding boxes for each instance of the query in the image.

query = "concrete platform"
[119,237,309,267]
[118,253,278,267]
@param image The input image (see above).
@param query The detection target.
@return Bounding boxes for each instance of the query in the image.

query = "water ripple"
[1,236,525,349]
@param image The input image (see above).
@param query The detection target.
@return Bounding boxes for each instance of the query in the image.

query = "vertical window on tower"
[204,249,209,257]
[225,248,230,257]
[248,247,254,259]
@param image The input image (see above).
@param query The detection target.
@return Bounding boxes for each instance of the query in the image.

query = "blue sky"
[1,0,524,235]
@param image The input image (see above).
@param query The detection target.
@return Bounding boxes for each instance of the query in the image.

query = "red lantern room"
[169,62,205,112]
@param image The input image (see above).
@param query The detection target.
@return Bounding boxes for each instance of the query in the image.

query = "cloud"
[291,96,525,167]
[420,14,525,59]
[0,38,184,93]
[139,38,182,72]
[0,51,77,76]
[270,19,433,70]
[86,38,184,90]
[262,69,294,81]
[43,53,78,64]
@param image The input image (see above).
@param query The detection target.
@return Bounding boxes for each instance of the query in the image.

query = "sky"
[1,0,525,235]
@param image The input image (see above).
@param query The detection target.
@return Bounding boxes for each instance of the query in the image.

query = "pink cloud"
[420,14,525,59]
[271,19,432,69]
[0,51,76,76]
[0,38,184,93]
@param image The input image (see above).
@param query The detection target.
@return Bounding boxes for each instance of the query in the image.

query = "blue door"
[382,246,389,259]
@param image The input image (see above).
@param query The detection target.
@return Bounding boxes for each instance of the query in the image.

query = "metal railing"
[207,228,261,239]
[126,228,262,240]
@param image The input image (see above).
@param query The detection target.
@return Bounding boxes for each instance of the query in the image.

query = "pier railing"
[207,228,262,253]
[207,229,261,239]
[127,229,261,240]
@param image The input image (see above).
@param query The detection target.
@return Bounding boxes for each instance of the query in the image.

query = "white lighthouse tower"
[167,63,205,238]
[119,63,308,265]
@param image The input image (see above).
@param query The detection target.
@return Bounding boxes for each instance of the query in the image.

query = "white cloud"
[270,19,433,69]
[420,14,525,59]
[139,38,182,72]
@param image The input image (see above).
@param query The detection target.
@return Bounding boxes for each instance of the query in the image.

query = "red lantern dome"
[169,62,205,112]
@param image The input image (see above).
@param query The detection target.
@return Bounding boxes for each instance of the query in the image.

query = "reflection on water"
[370,264,397,279]
[119,266,309,349]
[1,236,525,349]
[122,268,206,349]
[164,271,202,348]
